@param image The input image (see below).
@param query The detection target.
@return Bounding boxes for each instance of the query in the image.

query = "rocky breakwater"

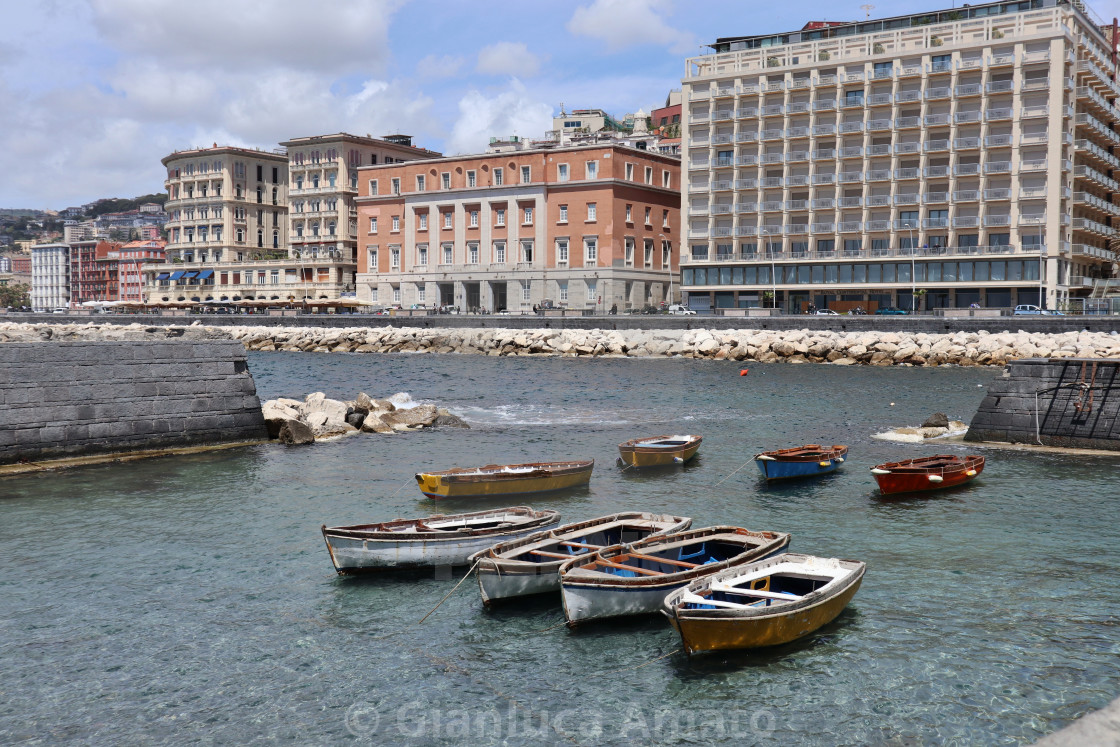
[225,325,1120,367]
[4,321,1120,366]
[262,391,468,444]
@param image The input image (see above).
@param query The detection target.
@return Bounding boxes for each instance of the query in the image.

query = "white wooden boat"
[468,512,692,605]
[321,506,561,574]
[558,526,791,626]
[662,554,866,654]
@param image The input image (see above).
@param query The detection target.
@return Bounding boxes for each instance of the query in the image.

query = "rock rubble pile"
[262,391,469,444]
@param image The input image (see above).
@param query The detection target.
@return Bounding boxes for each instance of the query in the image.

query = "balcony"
[871,67,894,80]
[984,134,1013,147]
[787,150,810,162]
[922,217,949,229]
[1020,159,1047,172]
[737,154,759,166]
[761,128,784,140]
[786,175,810,186]
[895,90,921,103]
[893,193,920,205]
[955,111,982,124]
[839,121,864,134]
[761,153,784,164]
[811,198,835,210]
[736,131,759,143]
[984,188,1011,200]
[868,170,892,182]
[787,102,811,114]
[868,144,892,157]
[983,215,1011,227]
[762,104,784,116]
[987,54,1015,67]
[760,200,783,212]
[736,178,759,189]
[895,116,921,129]
[786,199,809,211]
[712,203,734,214]
[924,165,950,178]
[1021,77,1050,92]
[986,80,1015,94]
[953,190,980,201]
[868,93,892,106]
[925,87,951,100]
[983,161,1011,174]
[715,85,737,97]
[867,194,891,207]
[714,110,734,121]
[811,173,836,185]
[953,216,980,228]
[712,181,734,192]
[813,100,837,111]
[866,219,890,231]
[923,192,949,204]
[810,222,835,233]
[711,133,734,145]
[837,196,862,208]
[868,119,892,131]
[954,136,981,150]
[1019,185,1049,199]
[760,177,783,188]
[924,140,950,152]
[812,148,836,159]
[738,107,760,118]
[714,157,735,168]
[985,108,1013,121]
[894,141,920,154]
[924,113,951,127]
[817,74,838,86]
[689,158,709,170]
[691,111,710,122]
[787,126,810,138]
[812,124,837,136]
[689,89,711,100]
[899,65,921,78]
[955,83,982,97]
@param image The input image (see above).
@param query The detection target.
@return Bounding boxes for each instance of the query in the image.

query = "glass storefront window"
[991,261,1006,281]
[868,264,881,282]
[811,265,824,283]
[798,265,811,283]
[960,262,974,281]
[975,261,989,281]
[942,262,957,282]
[839,265,853,283]
[854,264,867,283]
[719,267,733,284]
[898,263,911,282]
[732,266,744,284]
[825,265,838,283]
[882,264,896,283]
[927,263,941,281]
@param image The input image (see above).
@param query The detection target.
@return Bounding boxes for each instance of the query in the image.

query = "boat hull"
[754,445,847,481]
[324,529,554,572]
[416,462,593,499]
[668,576,863,654]
[872,456,984,495]
[618,436,702,468]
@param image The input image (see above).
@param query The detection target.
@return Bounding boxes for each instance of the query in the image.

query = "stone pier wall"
[965,358,1120,450]
[0,340,268,465]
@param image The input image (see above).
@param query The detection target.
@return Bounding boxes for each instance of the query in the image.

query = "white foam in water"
[872,430,926,443]
[388,392,418,410]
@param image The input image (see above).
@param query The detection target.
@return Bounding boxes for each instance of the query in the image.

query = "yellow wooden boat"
[415,459,593,499]
[662,553,866,655]
[617,434,702,468]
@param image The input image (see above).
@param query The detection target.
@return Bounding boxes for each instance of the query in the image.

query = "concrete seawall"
[0,340,268,466]
[966,358,1120,450]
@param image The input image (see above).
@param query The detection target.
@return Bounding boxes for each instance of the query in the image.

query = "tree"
[0,283,30,308]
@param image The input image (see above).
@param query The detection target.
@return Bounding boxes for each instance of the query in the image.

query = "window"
[845,89,864,106]
[625,163,634,180]
[523,206,533,224]
[418,286,426,304]
[393,286,401,304]
[644,239,654,266]
[662,170,670,188]
[469,243,479,264]
[467,170,477,187]
[559,281,568,302]
[469,210,479,227]
[559,205,568,223]
[586,280,597,301]
[443,244,453,264]
[625,205,633,223]
[522,281,531,302]
[368,179,378,195]
[557,239,569,263]
[236,228,244,242]
[416,175,426,191]
[494,168,503,185]
[521,241,533,263]
[369,217,378,233]
[390,247,400,268]
[587,203,597,221]
[417,245,428,265]
[256,164,263,181]
[663,210,670,228]
[496,208,505,226]
[441,172,450,189]
[645,166,653,184]
[625,238,635,265]
[419,213,428,230]
[391,178,401,195]
[644,207,652,225]
[521,165,530,183]
[443,212,453,229]
[558,163,569,181]
[585,161,598,179]
[391,215,400,232]
[495,241,506,263]
[585,237,597,263]
[368,247,378,269]
[662,240,671,266]
[370,286,379,303]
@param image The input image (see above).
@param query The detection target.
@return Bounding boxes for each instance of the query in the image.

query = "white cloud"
[567,0,694,53]
[416,54,465,79]
[446,83,552,155]
[476,42,541,77]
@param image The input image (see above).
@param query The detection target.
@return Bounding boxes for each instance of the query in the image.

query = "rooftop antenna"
[559,102,565,116]
[861,4,874,19]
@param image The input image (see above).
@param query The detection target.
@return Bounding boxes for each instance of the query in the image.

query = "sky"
[2,0,1105,209]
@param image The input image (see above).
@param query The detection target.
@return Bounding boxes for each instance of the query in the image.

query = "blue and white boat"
[754,444,848,481]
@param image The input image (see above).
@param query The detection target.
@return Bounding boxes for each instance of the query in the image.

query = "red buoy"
[740,369,749,376]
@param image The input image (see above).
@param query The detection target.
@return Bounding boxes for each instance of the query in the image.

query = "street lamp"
[904,222,916,313]
[765,228,777,310]
[1038,221,1045,310]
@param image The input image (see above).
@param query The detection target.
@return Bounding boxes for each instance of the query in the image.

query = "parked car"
[875,307,908,315]
[814,309,840,315]
[1042,309,1066,316]
[666,304,697,315]
[1013,304,1043,316]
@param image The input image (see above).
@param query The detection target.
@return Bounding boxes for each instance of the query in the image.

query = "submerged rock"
[921,412,950,428]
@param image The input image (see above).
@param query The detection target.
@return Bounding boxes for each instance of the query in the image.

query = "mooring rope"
[417,559,480,624]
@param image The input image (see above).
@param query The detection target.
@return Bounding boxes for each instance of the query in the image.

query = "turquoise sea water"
[2,352,1119,745]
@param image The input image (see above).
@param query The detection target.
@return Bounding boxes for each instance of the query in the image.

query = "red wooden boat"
[870,454,985,495]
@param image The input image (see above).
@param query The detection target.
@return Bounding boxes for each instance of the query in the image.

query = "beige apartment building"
[354,144,681,312]
[681,0,1119,313]
[145,136,438,304]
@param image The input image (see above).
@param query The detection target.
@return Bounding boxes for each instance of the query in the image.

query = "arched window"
[257,229,263,247]
[328,221,336,236]
[236,228,244,242]
[272,231,279,248]
[295,176,303,190]
[312,175,320,188]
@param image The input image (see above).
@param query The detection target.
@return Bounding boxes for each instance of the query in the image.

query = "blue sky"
[0,0,1073,208]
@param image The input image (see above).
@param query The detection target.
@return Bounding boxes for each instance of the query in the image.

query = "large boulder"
[432,409,470,429]
[360,413,395,434]
[921,412,949,428]
[277,419,315,445]
[381,403,439,428]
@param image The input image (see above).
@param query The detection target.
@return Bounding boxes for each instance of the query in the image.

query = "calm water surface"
[2,352,1118,745]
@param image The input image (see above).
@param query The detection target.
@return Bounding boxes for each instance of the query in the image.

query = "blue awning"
[181,271,198,279]
[169,271,185,280]
[196,269,214,279]
[155,272,170,280]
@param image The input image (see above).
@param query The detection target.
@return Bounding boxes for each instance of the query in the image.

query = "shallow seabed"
[2,353,1118,745]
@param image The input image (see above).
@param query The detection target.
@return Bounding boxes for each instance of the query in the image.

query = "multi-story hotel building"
[681,0,1119,313]
[30,243,70,311]
[354,144,681,311]
[278,133,441,293]
[146,146,290,304]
